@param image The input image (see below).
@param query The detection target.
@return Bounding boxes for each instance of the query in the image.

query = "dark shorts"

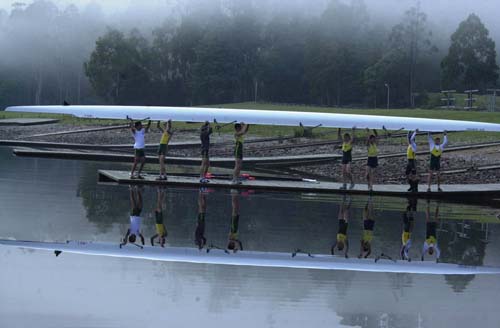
[363,219,375,231]
[134,148,145,158]
[131,207,142,216]
[201,148,209,159]
[403,213,414,232]
[337,219,348,235]
[235,142,243,160]
[342,151,352,165]
[426,221,437,239]
[430,155,441,171]
[406,159,416,175]
[367,157,378,168]
[157,144,167,156]
[155,210,163,224]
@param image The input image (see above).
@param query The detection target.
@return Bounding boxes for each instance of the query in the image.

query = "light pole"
[384,83,390,110]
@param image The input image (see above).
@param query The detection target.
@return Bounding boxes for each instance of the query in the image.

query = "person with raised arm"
[427,131,448,192]
[227,189,243,252]
[199,121,213,183]
[156,120,172,181]
[359,196,375,259]
[365,128,379,191]
[331,195,351,258]
[150,187,167,247]
[232,122,250,185]
[120,186,145,248]
[195,189,208,250]
[338,127,356,190]
[421,200,441,262]
[128,117,151,179]
[406,129,419,192]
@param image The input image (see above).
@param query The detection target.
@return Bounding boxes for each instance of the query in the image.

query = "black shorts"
[363,219,375,231]
[155,210,163,224]
[403,213,414,232]
[134,148,145,158]
[157,144,167,156]
[337,219,348,235]
[342,151,352,165]
[201,149,209,159]
[430,155,441,171]
[367,157,378,168]
[426,222,437,239]
[406,159,416,175]
[131,207,142,216]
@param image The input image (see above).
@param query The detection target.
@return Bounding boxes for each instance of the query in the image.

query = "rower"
[421,200,440,261]
[156,120,172,181]
[359,196,375,258]
[227,189,243,252]
[195,189,207,249]
[128,118,151,179]
[150,187,167,247]
[406,129,419,192]
[427,131,448,192]
[120,186,145,247]
[232,122,250,184]
[365,128,379,191]
[339,127,356,190]
[199,121,213,183]
[400,196,417,260]
[331,195,350,258]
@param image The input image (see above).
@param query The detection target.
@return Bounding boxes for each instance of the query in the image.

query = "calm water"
[1,146,500,328]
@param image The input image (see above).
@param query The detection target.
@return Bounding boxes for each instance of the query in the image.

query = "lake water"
[1,146,500,328]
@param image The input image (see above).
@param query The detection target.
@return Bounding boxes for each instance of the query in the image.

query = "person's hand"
[415,128,419,133]
[443,130,447,135]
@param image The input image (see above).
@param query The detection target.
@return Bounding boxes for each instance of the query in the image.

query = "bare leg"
[370,168,376,189]
[138,157,146,175]
[131,157,138,176]
[347,164,353,184]
[437,172,441,188]
[159,155,165,176]
[427,170,433,189]
[233,159,242,180]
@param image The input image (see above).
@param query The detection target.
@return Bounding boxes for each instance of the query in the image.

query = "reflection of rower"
[359,196,375,258]
[422,200,441,261]
[401,196,417,260]
[151,187,167,247]
[194,190,207,249]
[332,195,351,258]
[120,186,145,248]
[227,189,243,252]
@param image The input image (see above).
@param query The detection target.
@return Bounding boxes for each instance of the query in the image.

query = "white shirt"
[422,241,441,259]
[133,129,145,149]
[130,216,141,235]
[409,131,417,152]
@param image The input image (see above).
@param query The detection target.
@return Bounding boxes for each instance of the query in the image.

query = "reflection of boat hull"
[2,239,499,275]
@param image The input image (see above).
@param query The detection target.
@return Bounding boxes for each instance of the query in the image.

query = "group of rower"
[128,118,249,185]
[332,195,440,261]
[339,127,448,192]
[120,186,243,251]
[128,118,448,191]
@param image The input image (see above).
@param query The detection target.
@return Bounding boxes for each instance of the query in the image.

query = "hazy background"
[0,0,499,108]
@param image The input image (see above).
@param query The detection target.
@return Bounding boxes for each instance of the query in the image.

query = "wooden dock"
[12,148,340,168]
[98,169,500,200]
[0,118,59,126]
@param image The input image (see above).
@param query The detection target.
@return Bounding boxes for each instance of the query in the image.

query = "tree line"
[1,0,498,109]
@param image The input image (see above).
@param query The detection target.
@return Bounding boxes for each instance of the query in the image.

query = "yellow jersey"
[342,142,352,152]
[367,143,378,157]
[402,232,411,245]
[430,146,442,157]
[426,236,437,245]
[362,230,373,243]
[156,223,166,236]
[407,145,416,159]
[337,233,347,243]
[160,132,171,145]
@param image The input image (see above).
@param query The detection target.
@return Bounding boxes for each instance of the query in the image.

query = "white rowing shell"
[6,105,500,132]
[1,239,499,275]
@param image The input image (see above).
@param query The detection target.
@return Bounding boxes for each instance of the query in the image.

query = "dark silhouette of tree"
[441,13,499,91]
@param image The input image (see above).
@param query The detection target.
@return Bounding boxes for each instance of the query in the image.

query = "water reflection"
[151,187,167,247]
[120,186,145,248]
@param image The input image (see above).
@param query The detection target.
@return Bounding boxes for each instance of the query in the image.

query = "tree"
[441,13,499,91]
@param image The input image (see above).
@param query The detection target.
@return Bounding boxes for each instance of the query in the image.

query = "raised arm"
[441,132,448,148]
[410,130,417,152]
[337,128,342,140]
[120,229,130,248]
[128,117,136,134]
[428,132,434,151]
[145,120,152,133]
[157,121,164,133]
[139,233,145,245]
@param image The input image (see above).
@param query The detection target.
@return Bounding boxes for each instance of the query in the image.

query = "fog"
[0,0,498,108]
